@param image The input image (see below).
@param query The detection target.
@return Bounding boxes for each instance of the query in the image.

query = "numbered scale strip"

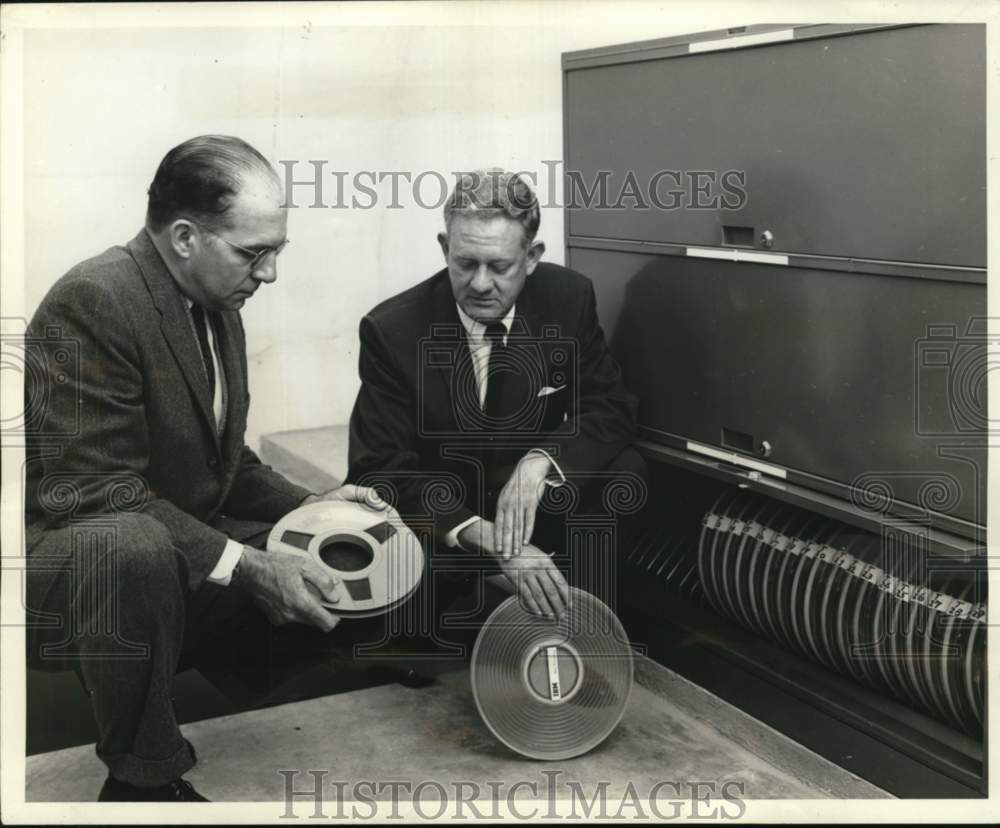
[697,493,985,735]
[701,513,986,623]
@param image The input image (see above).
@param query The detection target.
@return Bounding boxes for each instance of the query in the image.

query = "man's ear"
[437,232,449,261]
[169,219,196,260]
[525,239,546,275]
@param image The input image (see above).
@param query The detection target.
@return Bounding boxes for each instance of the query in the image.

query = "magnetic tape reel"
[470,588,633,760]
[267,501,424,618]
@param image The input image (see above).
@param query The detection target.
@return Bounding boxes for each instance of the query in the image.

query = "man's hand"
[301,484,391,513]
[497,544,570,618]
[235,545,342,633]
[494,453,551,560]
[456,519,569,618]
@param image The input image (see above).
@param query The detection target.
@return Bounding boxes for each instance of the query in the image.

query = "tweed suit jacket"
[24,228,311,588]
[346,263,637,544]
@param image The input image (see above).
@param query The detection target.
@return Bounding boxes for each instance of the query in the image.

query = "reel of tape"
[470,588,633,760]
[267,501,424,618]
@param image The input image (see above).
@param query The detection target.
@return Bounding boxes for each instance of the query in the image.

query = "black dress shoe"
[396,667,437,689]
[98,776,209,802]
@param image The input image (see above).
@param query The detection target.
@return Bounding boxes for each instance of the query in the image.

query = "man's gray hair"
[443,168,541,244]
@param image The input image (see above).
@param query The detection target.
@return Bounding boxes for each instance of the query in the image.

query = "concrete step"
[259,424,349,492]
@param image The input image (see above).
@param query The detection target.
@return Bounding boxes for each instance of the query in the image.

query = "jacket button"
[207,457,218,469]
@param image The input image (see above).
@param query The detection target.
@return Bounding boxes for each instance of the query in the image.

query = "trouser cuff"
[99,738,196,788]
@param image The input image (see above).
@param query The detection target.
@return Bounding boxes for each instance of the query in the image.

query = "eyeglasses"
[189,218,290,271]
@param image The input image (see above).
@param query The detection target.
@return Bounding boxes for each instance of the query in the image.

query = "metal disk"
[470,588,633,761]
[267,501,424,617]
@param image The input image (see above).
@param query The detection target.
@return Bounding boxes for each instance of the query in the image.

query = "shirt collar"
[455,303,516,346]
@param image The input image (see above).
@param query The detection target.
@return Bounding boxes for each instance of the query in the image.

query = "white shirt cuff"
[527,449,566,487]
[206,539,245,586]
[445,516,482,550]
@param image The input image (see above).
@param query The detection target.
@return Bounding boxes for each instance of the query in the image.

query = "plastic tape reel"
[267,501,424,618]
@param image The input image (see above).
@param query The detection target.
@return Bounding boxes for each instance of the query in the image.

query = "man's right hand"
[235,545,341,633]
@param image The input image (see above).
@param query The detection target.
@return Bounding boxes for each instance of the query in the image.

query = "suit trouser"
[25,513,272,788]
[425,444,650,625]
[277,448,649,660]
[531,444,649,611]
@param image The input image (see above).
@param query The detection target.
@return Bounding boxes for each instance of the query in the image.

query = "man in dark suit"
[23,135,384,801]
[348,169,641,623]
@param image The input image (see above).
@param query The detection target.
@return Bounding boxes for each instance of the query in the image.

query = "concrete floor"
[26,656,887,802]
[26,427,889,802]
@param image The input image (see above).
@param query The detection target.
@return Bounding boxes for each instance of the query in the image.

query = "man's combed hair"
[444,168,541,244]
[145,135,276,232]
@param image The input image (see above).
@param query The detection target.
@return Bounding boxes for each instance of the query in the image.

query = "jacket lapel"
[498,281,550,431]
[428,272,470,430]
[493,316,540,429]
[126,229,220,446]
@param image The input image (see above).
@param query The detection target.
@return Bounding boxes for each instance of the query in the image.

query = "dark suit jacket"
[346,262,637,543]
[24,228,312,589]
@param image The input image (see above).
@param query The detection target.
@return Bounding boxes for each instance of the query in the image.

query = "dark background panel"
[572,246,988,525]
[565,24,985,267]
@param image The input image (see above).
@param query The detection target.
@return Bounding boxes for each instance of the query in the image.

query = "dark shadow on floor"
[27,580,507,756]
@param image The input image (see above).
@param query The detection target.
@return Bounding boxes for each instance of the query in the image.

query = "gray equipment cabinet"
[563,23,988,797]
[563,23,987,542]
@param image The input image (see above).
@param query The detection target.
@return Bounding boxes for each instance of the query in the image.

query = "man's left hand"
[494,453,551,560]
[301,484,392,514]
[497,543,570,618]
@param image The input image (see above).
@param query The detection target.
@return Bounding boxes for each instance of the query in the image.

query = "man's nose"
[252,255,278,284]
[470,264,492,293]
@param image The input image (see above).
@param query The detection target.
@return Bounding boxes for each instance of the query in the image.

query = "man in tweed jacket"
[24,135,382,801]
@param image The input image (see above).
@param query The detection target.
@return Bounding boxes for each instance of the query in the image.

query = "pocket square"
[537,384,566,397]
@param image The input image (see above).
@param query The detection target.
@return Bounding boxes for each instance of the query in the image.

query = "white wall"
[16,5,736,448]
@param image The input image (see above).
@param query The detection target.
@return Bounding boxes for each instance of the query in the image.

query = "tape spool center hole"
[522,641,583,704]
[318,533,374,572]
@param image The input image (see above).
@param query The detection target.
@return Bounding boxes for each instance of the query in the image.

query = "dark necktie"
[190,305,216,399]
[482,322,507,421]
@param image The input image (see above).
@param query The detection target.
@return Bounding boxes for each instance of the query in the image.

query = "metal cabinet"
[563,24,988,536]
[565,24,985,268]
[569,246,987,529]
